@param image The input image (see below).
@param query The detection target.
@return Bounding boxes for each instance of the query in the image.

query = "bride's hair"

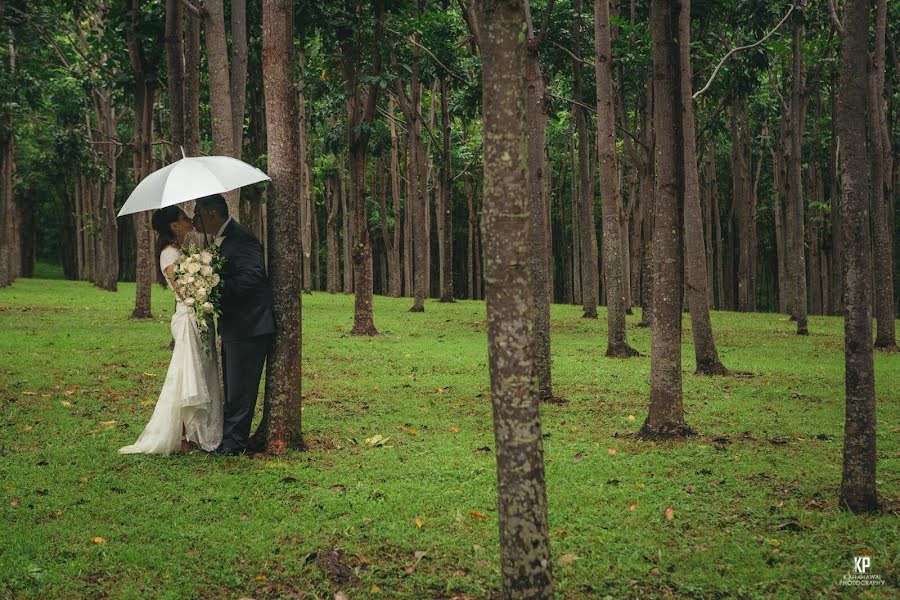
[151,206,185,286]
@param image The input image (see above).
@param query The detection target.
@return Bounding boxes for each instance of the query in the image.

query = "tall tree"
[524,0,561,401]
[595,0,638,357]
[476,0,554,595]
[203,0,238,216]
[338,0,385,336]
[123,0,155,319]
[837,0,877,513]
[573,0,598,318]
[437,76,455,303]
[639,0,692,438]
[869,0,895,351]
[251,0,303,453]
[677,0,727,374]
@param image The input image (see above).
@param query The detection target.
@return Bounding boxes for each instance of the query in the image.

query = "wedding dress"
[119,242,223,455]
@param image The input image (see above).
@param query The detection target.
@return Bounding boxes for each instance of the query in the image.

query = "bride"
[119,206,223,455]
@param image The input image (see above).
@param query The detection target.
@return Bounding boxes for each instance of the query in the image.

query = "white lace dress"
[119,244,224,455]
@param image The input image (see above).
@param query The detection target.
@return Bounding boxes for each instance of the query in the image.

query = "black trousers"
[220,334,271,451]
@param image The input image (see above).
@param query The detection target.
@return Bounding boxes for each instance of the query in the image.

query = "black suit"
[216,220,276,452]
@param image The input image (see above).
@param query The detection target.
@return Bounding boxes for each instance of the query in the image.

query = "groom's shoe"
[212,443,244,456]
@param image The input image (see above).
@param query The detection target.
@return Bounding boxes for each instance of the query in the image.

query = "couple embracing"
[119,194,274,457]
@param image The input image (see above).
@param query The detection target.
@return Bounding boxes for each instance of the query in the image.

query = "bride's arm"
[164,265,184,301]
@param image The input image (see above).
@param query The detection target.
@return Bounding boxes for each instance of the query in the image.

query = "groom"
[193,194,276,456]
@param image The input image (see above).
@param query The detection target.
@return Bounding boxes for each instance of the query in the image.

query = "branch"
[453,144,483,182]
[693,2,796,99]
[827,0,843,35]
[386,26,469,84]
[547,91,649,152]
[178,0,205,19]
[551,40,594,68]
[534,0,556,49]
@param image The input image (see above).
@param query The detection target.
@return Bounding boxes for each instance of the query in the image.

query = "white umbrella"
[117,153,270,217]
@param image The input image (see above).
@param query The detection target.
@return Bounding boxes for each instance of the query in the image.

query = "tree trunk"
[596,0,637,356]
[251,0,303,454]
[837,0,877,513]
[298,46,312,295]
[678,0,726,374]
[339,2,384,336]
[340,154,352,293]
[387,96,403,297]
[183,8,201,156]
[438,77,455,303]
[466,173,475,299]
[788,17,809,334]
[573,0,598,318]
[204,0,238,217]
[96,91,119,291]
[124,0,154,319]
[165,0,184,150]
[476,0,554,594]
[231,0,248,158]
[326,176,341,293]
[869,0,895,350]
[639,0,692,438]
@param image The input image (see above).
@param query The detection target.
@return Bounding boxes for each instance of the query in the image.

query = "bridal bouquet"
[172,245,225,354]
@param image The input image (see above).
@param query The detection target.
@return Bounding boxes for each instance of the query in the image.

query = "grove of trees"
[0,0,895,595]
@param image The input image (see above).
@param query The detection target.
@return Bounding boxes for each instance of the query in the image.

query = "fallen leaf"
[415,518,423,528]
[255,575,268,581]
[649,567,661,577]
[627,415,636,421]
[64,390,76,396]
[91,537,106,544]
[399,426,418,435]
[572,452,584,463]
[364,435,390,447]
[449,426,460,433]
[607,448,617,455]
[60,401,72,408]
[558,553,578,565]
[22,426,33,432]
[553,529,568,538]
[629,502,638,511]
[140,400,154,406]
[369,584,381,592]
[665,507,674,521]
[99,420,116,426]
[23,391,38,396]
[142,372,157,377]
[334,592,350,600]
[469,511,489,521]
[10,498,20,507]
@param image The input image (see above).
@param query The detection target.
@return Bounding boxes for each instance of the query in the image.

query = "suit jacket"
[217,220,276,341]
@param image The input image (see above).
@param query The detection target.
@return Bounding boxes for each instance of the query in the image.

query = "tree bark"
[252,0,304,454]
[124,0,154,319]
[298,46,312,295]
[639,0,692,438]
[837,0,877,513]
[231,0,248,157]
[386,96,403,297]
[573,0,598,318]
[788,16,809,334]
[204,0,239,217]
[595,0,638,356]
[95,90,119,291]
[476,0,554,594]
[869,0,895,350]
[165,0,184,150]
[339,1,384,336]
[678,0,726,374]
[326,176,341,293]
[183,7,201,156]
[438,77,455,303]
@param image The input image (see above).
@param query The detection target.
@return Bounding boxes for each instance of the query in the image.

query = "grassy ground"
[1,270,898,599]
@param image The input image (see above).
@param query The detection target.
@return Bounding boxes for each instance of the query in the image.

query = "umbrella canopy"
[117,154,270,217]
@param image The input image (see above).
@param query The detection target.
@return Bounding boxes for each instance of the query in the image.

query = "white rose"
[202,302,214,314]
[184,298,195,307]
[200,265,213,277]
[186,276,195,284]
[196,287,207,300]
[201,251,213,265]
[210,274,220,286]
[187,262,202,274]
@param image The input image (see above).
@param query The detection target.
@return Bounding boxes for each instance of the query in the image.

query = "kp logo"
[853,556,871,574]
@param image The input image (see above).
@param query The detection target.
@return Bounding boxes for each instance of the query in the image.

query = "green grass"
[1,271,898,599]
